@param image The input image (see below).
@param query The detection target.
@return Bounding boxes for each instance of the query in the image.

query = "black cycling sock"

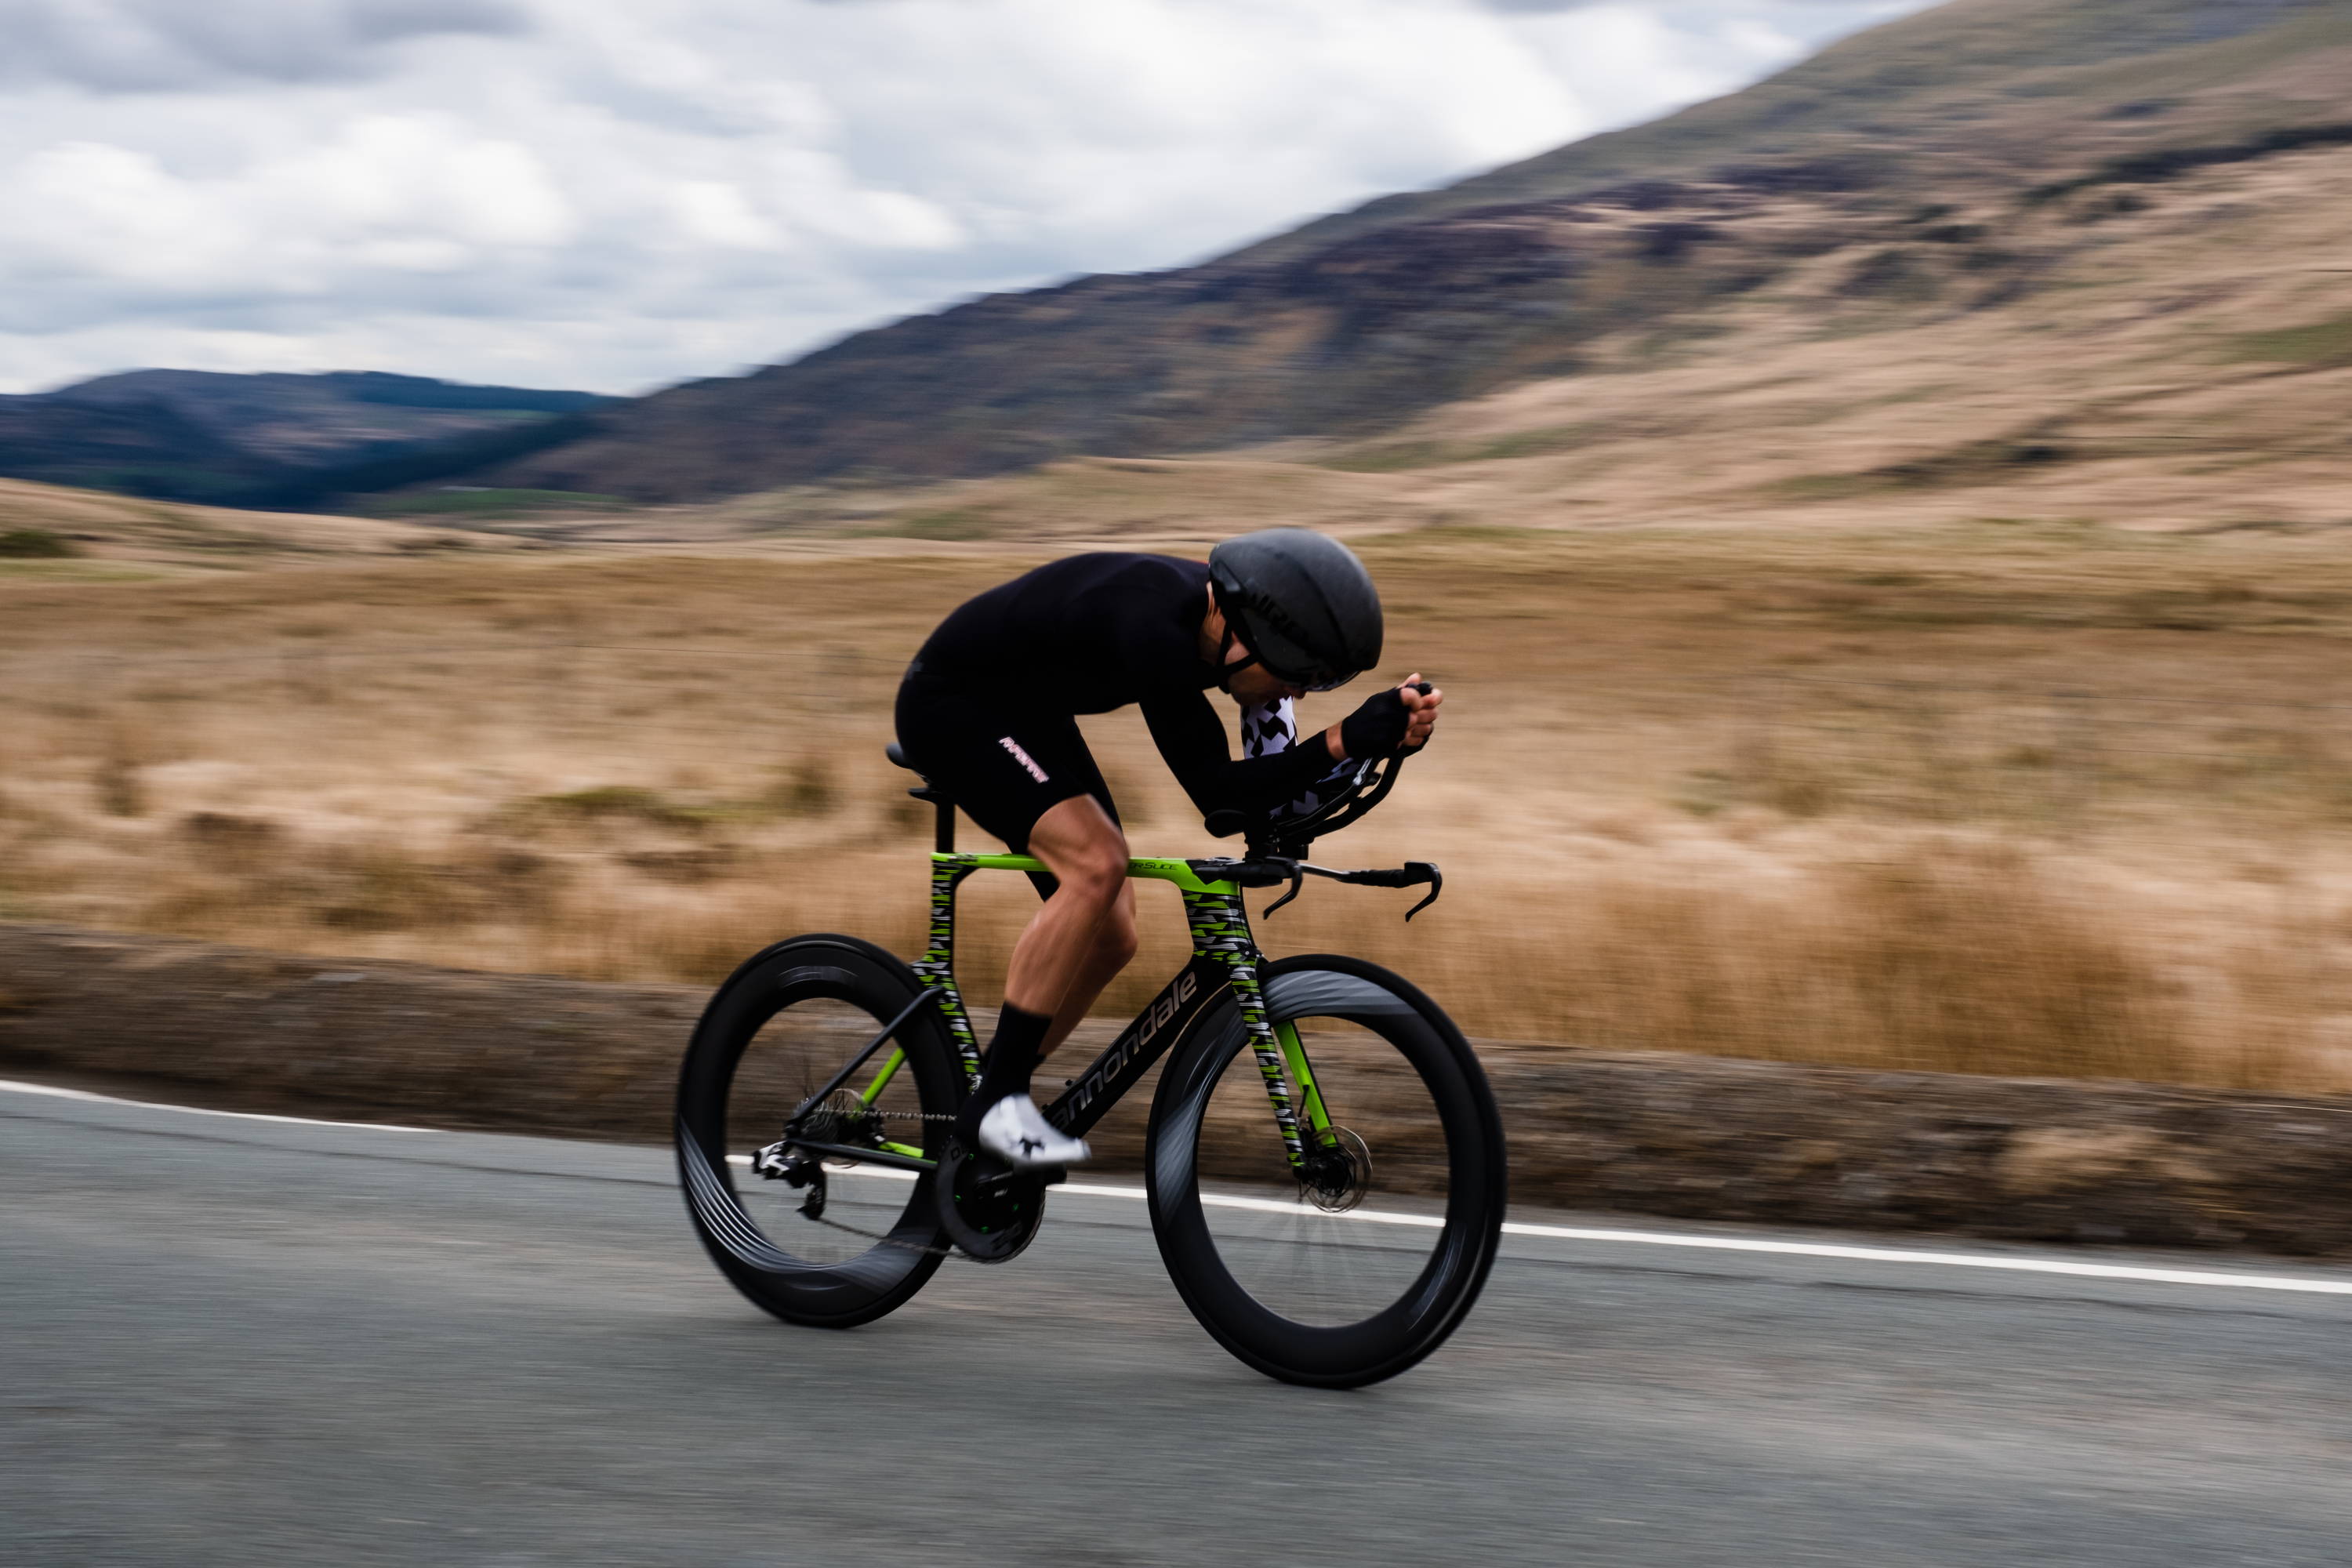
[956,1003,1054,1142]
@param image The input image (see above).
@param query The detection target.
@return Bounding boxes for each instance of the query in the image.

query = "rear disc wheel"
[676,934,964,1328]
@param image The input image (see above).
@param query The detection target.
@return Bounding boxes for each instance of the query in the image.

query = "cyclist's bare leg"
[1008,793,1138,1036]
[956,793,1134,1160]
[1040,880,1134,1058]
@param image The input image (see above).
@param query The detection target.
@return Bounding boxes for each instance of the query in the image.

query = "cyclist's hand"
[1333,676,1442,760]
[1399,673,1441,753]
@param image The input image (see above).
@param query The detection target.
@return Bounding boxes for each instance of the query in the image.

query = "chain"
[783,1154,978,1261]
[773,1093,966,1257]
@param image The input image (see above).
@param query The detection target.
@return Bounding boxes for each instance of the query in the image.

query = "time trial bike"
[675,739,1507,1387]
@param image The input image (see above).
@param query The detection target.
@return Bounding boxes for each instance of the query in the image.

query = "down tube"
[1181,887,1307,1171]
[1044,956,1229,1139]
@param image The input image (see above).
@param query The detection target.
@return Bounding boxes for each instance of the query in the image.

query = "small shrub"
[523,786,707,831]
[765,760,837,817]
[0,528,79,558]
[2225,311,2352,369]
[93,757,144,818]
[1316,441,1458,473]
[180,812,281,869]
[873,507,999,541]
[623,848,734,884]
[1761,768,1839,818]
[1838,248,1939,303]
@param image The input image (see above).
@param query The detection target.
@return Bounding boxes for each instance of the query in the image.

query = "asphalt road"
[7,1082,2352,1568]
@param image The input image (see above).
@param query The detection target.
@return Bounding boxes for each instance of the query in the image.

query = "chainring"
[933,1138,1052,1264]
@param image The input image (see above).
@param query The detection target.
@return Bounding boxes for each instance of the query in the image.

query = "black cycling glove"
[1339,686,1414,760]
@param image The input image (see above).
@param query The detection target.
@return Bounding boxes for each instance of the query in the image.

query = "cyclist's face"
[1223,641,1305,705]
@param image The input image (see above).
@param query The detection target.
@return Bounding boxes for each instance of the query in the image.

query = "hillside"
[0,370,611,508]
[453,0,2352,505]
[0,473,530,570]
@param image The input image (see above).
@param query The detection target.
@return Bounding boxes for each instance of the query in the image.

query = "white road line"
[1494,1222,2352,1296]
[16,1078,2352,1298]
[779,1163,2352,1297]
[0,1078,442,1134]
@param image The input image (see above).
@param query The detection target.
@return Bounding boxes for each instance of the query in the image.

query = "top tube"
[938,851,1239,896]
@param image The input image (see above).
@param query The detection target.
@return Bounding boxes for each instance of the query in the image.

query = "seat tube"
[1182,887,1307,1172]
[915,855,985,1085]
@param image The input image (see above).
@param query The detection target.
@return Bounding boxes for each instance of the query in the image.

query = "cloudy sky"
[0,0,1933,397]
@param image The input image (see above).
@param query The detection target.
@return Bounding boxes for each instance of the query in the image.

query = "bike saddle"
[884,742,953,805]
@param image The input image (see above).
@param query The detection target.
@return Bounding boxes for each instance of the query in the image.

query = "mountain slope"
[460,0,2352,504]
[1227,0,2352,264]
[0,371,612,506]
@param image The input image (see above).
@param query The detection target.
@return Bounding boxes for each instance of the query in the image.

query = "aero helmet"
[1206,528,1383,691]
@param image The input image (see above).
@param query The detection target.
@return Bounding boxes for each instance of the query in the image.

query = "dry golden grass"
[7,521,2352,1094]
[7,65,2348,1102]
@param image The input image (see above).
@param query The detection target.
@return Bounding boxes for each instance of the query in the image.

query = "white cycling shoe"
[975,1094,1091,1169]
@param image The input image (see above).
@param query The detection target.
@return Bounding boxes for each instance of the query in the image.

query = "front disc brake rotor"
[1300,1127,1371,1214]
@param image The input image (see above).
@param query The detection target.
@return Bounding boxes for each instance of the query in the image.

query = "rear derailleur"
[750,1139,829,1220]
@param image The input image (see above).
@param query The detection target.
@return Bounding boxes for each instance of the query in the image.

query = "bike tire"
[676,933,964,1329]
[1144,953,1506,1388]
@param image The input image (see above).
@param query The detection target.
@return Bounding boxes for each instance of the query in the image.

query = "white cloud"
[0,0,1934,395]
[0,0,528,90]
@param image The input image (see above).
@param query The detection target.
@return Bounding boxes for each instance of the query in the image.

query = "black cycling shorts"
[894,677,1119,853]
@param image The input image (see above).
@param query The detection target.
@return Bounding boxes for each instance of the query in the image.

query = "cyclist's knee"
[1033,800,1127,906]
[1060,841,1127,905]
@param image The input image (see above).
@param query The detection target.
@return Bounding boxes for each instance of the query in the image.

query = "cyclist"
[894,528,1440,1169]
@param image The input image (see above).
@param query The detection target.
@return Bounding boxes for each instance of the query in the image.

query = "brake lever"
[1260,860,1308,918]
[1402,862,1443,922]
[1267,859,1443,920]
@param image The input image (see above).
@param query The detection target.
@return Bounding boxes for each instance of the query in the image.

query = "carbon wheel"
[676,934,964,1328]
[1145,955,1506,1387]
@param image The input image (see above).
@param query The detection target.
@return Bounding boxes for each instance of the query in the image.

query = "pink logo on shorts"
[998,736,1049,783]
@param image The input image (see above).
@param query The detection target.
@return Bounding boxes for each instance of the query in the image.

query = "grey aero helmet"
[1206,528,1384,691]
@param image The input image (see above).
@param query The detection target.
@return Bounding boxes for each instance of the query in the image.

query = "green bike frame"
[854,852,1330,1172]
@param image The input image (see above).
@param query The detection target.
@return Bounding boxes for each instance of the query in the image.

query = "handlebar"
[1206,747,1415,851]
[1205,682,1432,849]
[1195,680,1439,917]
[1185,852,1445,922]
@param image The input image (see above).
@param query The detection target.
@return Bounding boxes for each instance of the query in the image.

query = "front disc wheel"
[1145,955,1507,1388]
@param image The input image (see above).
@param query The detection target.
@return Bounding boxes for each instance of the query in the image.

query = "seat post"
[886,742,957,855]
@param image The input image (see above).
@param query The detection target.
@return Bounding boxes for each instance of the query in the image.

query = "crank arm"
[973,1162,1068,1192]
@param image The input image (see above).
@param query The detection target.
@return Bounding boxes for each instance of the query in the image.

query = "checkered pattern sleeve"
[1239,697,1357,819]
